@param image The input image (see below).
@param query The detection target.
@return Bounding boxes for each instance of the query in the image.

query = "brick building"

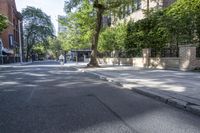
[0,0,23,63]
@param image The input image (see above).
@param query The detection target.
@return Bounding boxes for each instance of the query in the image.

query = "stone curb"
[76,67,200,116]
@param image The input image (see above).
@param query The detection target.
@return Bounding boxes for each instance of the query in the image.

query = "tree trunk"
[147,0,150,16]
[87,6,104,67]
[25,35,31,62]
[26,45,30,62]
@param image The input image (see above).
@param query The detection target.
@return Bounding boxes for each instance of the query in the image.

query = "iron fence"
[197,47,200,58]
[151,48,179,58]
[97,49,142,58]
[151,49,158,58]
[97,52,112,58]
[0,56,20,64]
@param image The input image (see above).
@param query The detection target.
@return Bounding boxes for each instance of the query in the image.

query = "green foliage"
[125,10,169,56]
[64,0,133,66]
[123,0,200,57]
[166,0,200,44]
[99,28,117,52]
[63,0,200,60]
[47,37,62,58]
[58,31,91,51]
[99,24,127,52]
[62,0,132,48]
[33,44,45,58]
[22,6,54,60]
[60,0,95,50]
[0,14,8,33]
[65,0,132,13]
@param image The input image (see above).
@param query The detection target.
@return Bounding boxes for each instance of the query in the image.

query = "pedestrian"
[59,54,65,65]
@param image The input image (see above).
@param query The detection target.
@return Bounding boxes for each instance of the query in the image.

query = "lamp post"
[18,20,23,64]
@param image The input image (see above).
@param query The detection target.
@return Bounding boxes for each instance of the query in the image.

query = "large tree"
[22,6,54,61]
[99,24,127,54]
[0,14,8,33]
[65,0,132,67]
[166,0,200,45]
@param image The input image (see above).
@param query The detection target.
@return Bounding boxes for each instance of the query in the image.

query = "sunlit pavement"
[0,61,200,133]
[75,64,200,114]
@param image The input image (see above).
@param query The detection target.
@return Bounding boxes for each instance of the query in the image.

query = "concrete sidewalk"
[75,65,200,115]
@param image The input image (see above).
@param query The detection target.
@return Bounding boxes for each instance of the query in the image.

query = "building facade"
[112,0,176,25]
[0,0,23,63]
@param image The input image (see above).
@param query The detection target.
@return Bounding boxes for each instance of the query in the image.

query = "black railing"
[197,47,200,58]
[97,52,112,58]
[151,48,179,57]
[161,48,179,57]
[151,49,158,58]
[0,56,20,64]
[97,49,142,58]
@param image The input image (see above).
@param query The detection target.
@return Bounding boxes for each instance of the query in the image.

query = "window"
[9,34,14,48]
[136,0,142,10]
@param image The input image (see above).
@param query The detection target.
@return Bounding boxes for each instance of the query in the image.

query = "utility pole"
[18,20,23,64]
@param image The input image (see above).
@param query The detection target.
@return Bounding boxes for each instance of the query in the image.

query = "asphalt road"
[0,61,200,133]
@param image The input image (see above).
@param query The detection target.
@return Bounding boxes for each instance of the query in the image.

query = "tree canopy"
[62,0,200,60]
[166,0,200,44]
[22,6,54,60]
[59,0,94,51]
[64,0,132,67]
[123,0,200,57]
[99,24,127,53]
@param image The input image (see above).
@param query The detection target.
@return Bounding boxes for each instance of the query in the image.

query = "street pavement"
[0,61,200,133]
[0,61,32,71]
[75,65,200,115]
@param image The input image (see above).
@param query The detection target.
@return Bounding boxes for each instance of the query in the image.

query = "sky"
[15,0,66,34]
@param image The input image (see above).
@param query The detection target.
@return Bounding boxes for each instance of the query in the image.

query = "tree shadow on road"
[0,64,200,133]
